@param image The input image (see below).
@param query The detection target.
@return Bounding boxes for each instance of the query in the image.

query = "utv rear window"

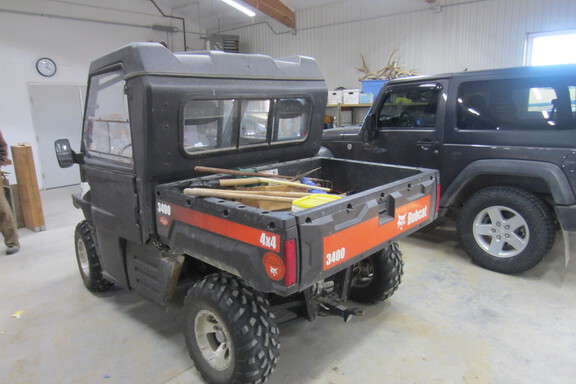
[183,100,236,151]
[182,98,309,154]
[457,79,576,131]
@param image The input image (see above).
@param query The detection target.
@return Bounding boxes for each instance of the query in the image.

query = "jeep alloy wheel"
[457,187,555,274]
[472,205,529,258]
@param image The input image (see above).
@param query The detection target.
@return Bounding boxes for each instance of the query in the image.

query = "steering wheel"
[399,112,417,127]
[119,144,132,156]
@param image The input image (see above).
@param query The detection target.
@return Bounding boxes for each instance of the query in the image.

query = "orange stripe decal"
[323,195,431,270]
[166,203,280,252]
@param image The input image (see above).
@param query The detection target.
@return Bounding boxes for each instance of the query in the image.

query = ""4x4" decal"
[156,201,280,252]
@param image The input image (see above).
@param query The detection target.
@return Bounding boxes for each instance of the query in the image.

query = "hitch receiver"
[315,297,364,322]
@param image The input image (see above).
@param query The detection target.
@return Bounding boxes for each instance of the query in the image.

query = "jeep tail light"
[436,184,441,213]
[284,239,297,287]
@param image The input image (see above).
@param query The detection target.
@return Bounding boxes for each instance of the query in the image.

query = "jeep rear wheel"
[74,221,113,292]
[457,187,555,274]
[349,242,403,303]
[184,273,280,384]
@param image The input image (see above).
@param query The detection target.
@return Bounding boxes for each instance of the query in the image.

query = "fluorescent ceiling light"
[221,0,256,17]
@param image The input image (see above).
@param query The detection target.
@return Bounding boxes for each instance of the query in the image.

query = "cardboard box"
[342,89,360,105]
[328,90,342,105]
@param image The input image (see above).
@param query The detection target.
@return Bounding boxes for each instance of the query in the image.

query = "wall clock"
[36,57,57,77]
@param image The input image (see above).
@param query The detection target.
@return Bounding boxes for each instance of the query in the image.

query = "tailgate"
[289,161,438,288]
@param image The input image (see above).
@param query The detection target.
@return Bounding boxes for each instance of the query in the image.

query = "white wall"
[0,0,204,188]
[3,0,576,188]
[235,0,576,90]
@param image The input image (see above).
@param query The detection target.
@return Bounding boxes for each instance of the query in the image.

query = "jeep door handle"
[416,140,440,150]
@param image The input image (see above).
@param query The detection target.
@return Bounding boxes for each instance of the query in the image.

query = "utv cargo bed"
[156,157,438,295]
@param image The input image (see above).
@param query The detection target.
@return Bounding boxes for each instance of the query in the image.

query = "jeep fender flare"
[441,159,576,208]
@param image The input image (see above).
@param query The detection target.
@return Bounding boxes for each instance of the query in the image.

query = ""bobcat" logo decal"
[397,213,407,229]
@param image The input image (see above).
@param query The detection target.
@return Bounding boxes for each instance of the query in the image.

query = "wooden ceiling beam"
[242,0,296,29]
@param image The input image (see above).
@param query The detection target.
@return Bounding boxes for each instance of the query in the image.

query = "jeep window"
[182,97,309,154]
[183,100,236,152]
[377,85,440,129]
[457,79,576,131]
[84,70,132,165]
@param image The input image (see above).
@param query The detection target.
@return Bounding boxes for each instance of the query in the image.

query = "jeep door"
[362,81,447,170]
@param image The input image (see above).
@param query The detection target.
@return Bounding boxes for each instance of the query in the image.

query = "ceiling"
[155,0,347,34]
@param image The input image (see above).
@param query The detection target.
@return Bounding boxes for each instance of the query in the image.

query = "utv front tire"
[74,221,113,292]
[457,187,555,274]
[349,242,403,304]
[184,273,280,384]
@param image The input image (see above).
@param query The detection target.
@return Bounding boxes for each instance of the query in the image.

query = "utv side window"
[377,85,440,129]
[457,79,576,131]
[273,98,309,142]
[84,70,133,165]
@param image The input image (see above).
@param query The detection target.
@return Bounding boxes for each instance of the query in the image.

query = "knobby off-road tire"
[349,242,403,304]
[184,273,280,384]
[457,187,555,274]
[74,221,114,292]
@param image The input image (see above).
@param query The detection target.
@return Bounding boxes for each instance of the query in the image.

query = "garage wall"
[235,0,576,90]
[0,0,204,188]
[2,0,575,188]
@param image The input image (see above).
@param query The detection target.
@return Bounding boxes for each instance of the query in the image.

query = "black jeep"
[322,64,576,274]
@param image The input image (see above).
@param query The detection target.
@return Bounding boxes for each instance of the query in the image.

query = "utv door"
[363,81,447,170]
[81,68,140,287]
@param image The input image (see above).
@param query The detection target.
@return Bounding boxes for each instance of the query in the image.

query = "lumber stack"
[11,143,45,231]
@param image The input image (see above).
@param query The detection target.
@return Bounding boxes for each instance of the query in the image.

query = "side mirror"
[54,139,75,168]
[363,114,377,141]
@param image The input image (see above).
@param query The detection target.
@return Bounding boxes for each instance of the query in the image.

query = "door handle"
[416,140,440,151]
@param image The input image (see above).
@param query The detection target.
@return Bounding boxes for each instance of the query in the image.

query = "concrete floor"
[1,185,576,384]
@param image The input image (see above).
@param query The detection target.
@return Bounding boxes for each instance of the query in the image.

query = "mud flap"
[561,229,576,267]
[126,241,184,307]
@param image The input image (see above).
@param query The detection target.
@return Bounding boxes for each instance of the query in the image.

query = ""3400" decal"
[325,247,346,267]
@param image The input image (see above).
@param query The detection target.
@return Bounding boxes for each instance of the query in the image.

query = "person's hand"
[4,158,12,165]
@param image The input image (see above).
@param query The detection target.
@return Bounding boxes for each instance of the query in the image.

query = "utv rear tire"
[457,187,555,274]
[74,221,113,292]
[184,273,280,384]
[349,242,403,304]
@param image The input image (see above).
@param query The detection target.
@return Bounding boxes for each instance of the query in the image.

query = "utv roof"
[89,42,324,81]
[388,63,576,85]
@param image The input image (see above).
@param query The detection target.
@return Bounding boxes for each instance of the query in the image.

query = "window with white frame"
[526,30,576,66]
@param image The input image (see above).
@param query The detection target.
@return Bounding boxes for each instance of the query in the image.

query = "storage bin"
[342,89,361,105]
[361,80,388,99]
[359,93,373,104]
[328,90,342,105]
[292,194,342,212]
